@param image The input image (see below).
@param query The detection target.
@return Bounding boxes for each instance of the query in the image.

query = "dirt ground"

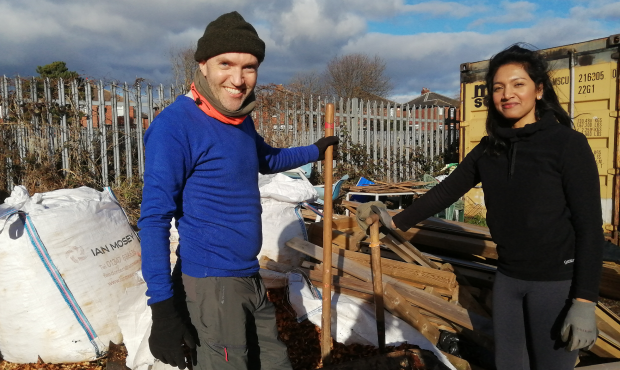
[0,288,426,370]
[2,290,619,370]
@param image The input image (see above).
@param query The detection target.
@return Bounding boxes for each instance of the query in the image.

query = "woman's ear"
[536,84,543,100]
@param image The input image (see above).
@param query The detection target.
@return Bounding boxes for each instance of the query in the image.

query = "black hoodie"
[393,112,604,301]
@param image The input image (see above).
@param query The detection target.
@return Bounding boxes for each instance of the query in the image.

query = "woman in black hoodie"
[364,45,604,369]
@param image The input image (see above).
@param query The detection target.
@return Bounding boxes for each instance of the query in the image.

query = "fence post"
[85,81,95,174]
[136,83,145,179]
[59,78,70,174]
[1,76,7,122]
[123,82,132,182]
[111,82,120,185]
[99,80,109,187]
[292,95,297,147]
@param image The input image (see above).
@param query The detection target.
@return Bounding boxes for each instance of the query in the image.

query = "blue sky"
[0,0,618,103]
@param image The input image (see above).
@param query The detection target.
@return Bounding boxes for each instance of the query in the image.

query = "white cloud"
[403,1,476,18]
[0,0,617,101]
[269,0,366,45]
[469,1,537,27]
[315,0,481,20]
[341,15,606,98]
[570,1,620,20]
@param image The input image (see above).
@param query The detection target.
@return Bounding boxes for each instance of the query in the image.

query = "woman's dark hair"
[484,44,571,155]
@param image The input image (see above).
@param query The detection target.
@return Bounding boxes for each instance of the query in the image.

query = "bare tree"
[286,70,329,98]
[169,45,197,93]
[325,54,392,100]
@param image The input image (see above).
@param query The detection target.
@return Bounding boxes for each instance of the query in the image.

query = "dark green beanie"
[194,11,265,63]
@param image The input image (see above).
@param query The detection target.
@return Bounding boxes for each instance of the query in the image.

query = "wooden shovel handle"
[321,103,335,364]
[369,222,386,352]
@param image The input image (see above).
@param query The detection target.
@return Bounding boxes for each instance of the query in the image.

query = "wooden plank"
[441,351,472,370]
[259,269,288,289]
[341,200,492,239]
[387,231,439,269]
[308,223,362,251]
[340,201,498,258]
[332,247,457,291]
[285,237,494,338]
[265,255,441,344]
[590,336,620,358]
[330,216,359,230]
[285,240,441,344]
[315,263,453,298]
[442,263,491,318]
[416,217,492,239]
[380,237,415,263]
[574,362,620,370]
[369,222,386,352]
[382,283,440,344]
[601,262,620,300]
[597,304,620,346]
[397,227,499,260]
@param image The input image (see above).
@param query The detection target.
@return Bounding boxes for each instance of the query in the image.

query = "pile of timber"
[346,180,430,194]
[263,201,620,368]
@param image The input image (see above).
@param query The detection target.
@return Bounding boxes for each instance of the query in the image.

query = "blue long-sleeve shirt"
[138,96,319,304]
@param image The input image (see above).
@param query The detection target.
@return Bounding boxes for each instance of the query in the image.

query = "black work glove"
[149,297,196,369]
[560,299,598,351]
[314,136,339,161]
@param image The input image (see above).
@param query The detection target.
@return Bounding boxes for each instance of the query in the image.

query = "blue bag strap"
[18,212,105,358]
[295,203,309,241]
[0,206,19,233]
[0,206,18,219]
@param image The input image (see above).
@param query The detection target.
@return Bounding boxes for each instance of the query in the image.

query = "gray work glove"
[355,201,395,234]
[371,204,395,231]
[560,299,598,351]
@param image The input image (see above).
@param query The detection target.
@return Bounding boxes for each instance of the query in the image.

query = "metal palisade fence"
[0,76,458,191]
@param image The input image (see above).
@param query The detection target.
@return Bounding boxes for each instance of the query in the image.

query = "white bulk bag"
[0,186,142,363]
[258,173,317,266]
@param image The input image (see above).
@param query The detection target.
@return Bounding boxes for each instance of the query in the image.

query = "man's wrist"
[151,297,178,318]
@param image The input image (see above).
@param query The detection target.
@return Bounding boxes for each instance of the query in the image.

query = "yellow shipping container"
[459,34,620,242]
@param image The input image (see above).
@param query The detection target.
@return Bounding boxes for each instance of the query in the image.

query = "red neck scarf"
[190,83,246,126]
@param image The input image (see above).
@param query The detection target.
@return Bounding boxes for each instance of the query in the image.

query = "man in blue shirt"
[138,11,337,370]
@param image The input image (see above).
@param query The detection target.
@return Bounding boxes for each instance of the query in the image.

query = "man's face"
[199,52,259,111]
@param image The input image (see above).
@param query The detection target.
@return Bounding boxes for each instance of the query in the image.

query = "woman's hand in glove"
[561,299,598,351]
[355,201,396,233]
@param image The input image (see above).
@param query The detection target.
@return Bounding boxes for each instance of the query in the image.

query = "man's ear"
[198,61,208,76]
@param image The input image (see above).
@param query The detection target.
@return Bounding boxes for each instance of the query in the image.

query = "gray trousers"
[182,273,293,370]
[493,272,579,370]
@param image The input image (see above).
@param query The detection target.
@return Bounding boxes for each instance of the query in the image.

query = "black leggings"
[493,272,579,370]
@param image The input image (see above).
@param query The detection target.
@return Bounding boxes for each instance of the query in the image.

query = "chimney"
[421,87,430,95]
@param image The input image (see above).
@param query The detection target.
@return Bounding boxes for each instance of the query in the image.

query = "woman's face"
[492,63,542,128]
